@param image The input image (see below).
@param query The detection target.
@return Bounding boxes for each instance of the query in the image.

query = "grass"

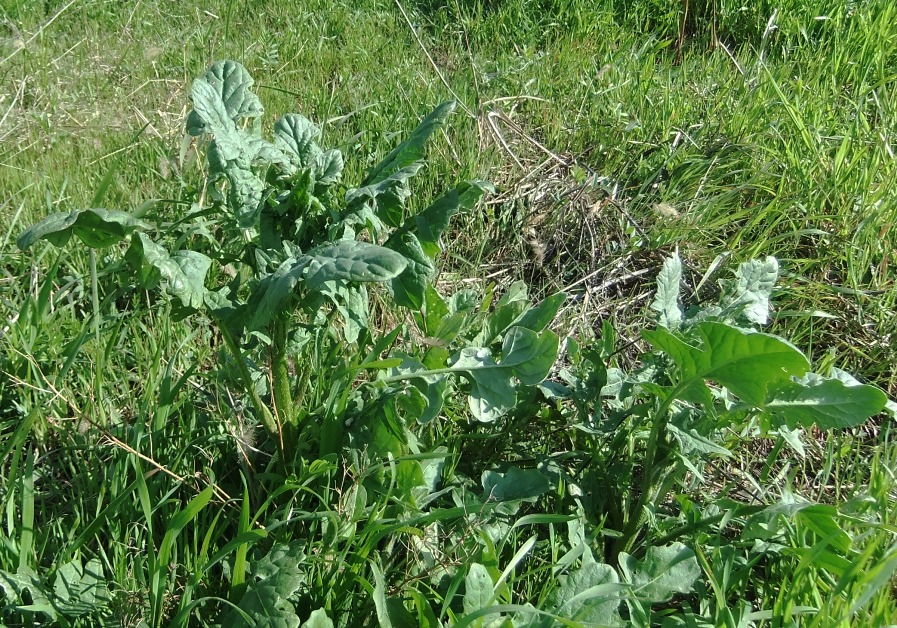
[2,0,896,625]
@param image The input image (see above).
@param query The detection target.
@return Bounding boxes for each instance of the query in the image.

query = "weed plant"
[2,1,897,626]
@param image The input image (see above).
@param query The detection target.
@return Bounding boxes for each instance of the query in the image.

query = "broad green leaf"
[126,233,211,310]
[621,542,701,603]
[0,566,57,620]
[53,557,110,617]
[247,243,406,330]
[548,562,623,626]
[387,181,490,309]
[186,60,263,136]
[720,256,778,324]
[651,253,683,329]
[414,180,490,257]
[226,542,307,628]
[346,164,422,228]
[363,101,455,185]
[274,114,322,170]
[644,321,809,407]
[315,149,344,185]
[512,293,566,333]
[191,79,242,160]
[386,231,433,309]
[304,241,408,291]
[482,467,550,503]
[453,327,559,421]
[371,562,416,628]
[17,208,151,250]
[463,563,494,615]
[301,609,334,628]
[764,375,887,430]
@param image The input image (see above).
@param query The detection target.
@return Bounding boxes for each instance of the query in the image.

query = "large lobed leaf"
[186,60,263,137]
[644,321,809,407]
[247,241,408,330]
[17,208,151,250]
[125,233,211,310]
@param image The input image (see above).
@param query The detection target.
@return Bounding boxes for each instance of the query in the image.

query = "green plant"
[16,59,561,464]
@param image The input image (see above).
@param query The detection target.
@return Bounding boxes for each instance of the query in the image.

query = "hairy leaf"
[651,253,683,329]
[346,165,422,228]
[186,60,263,136]
[17,208,151,250]
[720,256,778,324]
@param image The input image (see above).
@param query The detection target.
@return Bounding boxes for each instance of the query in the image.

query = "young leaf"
[764,374,887,429]
[620,542,701,603]
[17,208,151,250]
[386,180,491,309]
[546,562,623,626]
[482,467,550,503]
[463,563,494,615]
[126,233,212,310]
[363,101,455,185]
[346,164,422,228]
[644,322,809,407]
[186,60,263,136]
[651,253,683,329]
[452,326,559,421]
[719,256,778,324]
[274,114,323,170]
[225,542,307,628]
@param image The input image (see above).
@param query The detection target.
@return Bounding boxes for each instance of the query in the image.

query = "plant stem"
[270,318,294,425]
[613,384,684,560]
[218,322,278,435]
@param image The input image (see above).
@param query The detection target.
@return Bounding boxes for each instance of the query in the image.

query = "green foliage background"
[1,0,896,625]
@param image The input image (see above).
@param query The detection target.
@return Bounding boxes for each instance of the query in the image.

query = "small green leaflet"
[17,208,151,250]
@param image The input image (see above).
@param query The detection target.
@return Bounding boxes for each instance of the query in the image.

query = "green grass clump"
[2,0,896,625]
